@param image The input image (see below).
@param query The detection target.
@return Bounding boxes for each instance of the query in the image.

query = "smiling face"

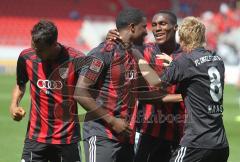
[151,13,177,45]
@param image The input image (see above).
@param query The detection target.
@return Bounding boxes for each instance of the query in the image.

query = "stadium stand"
[0,0,239,81]
[0,0,235,49]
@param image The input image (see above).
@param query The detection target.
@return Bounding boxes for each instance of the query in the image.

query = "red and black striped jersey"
[136,43,186,143]
[80,41,139,144]
[16,43,85,144]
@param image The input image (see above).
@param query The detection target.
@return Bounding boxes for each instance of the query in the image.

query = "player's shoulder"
[170,52,193,69]
[91,41,116,52]
[19,48,35,59]
[88,41,117,58]
[20,48,34,56]
[207,50,225,67]
[174,52,189,62]
[209,50,223,61]
[101,41,117,53]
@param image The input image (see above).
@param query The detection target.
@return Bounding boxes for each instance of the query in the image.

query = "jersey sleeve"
[79,43,112,83]
[16,54,29,86]
[160,55,189,85]
[73,53,86,75]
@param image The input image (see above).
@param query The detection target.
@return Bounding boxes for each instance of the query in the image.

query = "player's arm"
[74,53,132,136]
[132,48,185,88]
[138,58,164,86]
[136,61,183,103]
[74,76,132,136]
[136,88,182,103]
[161,94,182,102]
[9,85,26,121]
[131,48,163,87]
[10,53,29,121]
[132,49,183,102]
[135,84,182,103]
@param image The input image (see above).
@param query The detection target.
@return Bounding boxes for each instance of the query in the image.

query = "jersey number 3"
[208,67,222,102]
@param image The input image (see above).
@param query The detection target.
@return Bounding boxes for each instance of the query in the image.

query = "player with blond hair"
[134,16,229,162]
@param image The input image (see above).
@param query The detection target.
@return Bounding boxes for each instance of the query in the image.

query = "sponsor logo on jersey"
[37,79,63,90]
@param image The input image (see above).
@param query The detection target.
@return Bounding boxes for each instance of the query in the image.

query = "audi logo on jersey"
[37,79,63,90]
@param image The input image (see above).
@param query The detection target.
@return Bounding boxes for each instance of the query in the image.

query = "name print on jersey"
[194,55,222,66]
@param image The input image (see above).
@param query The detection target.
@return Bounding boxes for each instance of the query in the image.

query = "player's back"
[177,47,228,149]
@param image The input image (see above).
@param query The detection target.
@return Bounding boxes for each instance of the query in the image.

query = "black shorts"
[21,138,81,162]
[135,133,178,162]
[83,136,134,162]
[170,146,229,162]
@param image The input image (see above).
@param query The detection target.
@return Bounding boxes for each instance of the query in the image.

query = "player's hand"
[10,106,26,121]
[109,117,132,137]
[156,53,173,67]
[106,29,122,43]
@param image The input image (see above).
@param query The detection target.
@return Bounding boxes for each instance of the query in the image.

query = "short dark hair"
[155,10,177,25]
[116,8,146,30]
[31,20,58,46]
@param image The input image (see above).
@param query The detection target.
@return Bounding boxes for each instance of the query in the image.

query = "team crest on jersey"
[59,68,69,79]
[90,58,103,72]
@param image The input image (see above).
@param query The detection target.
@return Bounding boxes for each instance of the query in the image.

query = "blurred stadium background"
[0,0,239,162]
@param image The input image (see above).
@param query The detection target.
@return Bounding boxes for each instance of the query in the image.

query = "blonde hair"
[178,16,206,52]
